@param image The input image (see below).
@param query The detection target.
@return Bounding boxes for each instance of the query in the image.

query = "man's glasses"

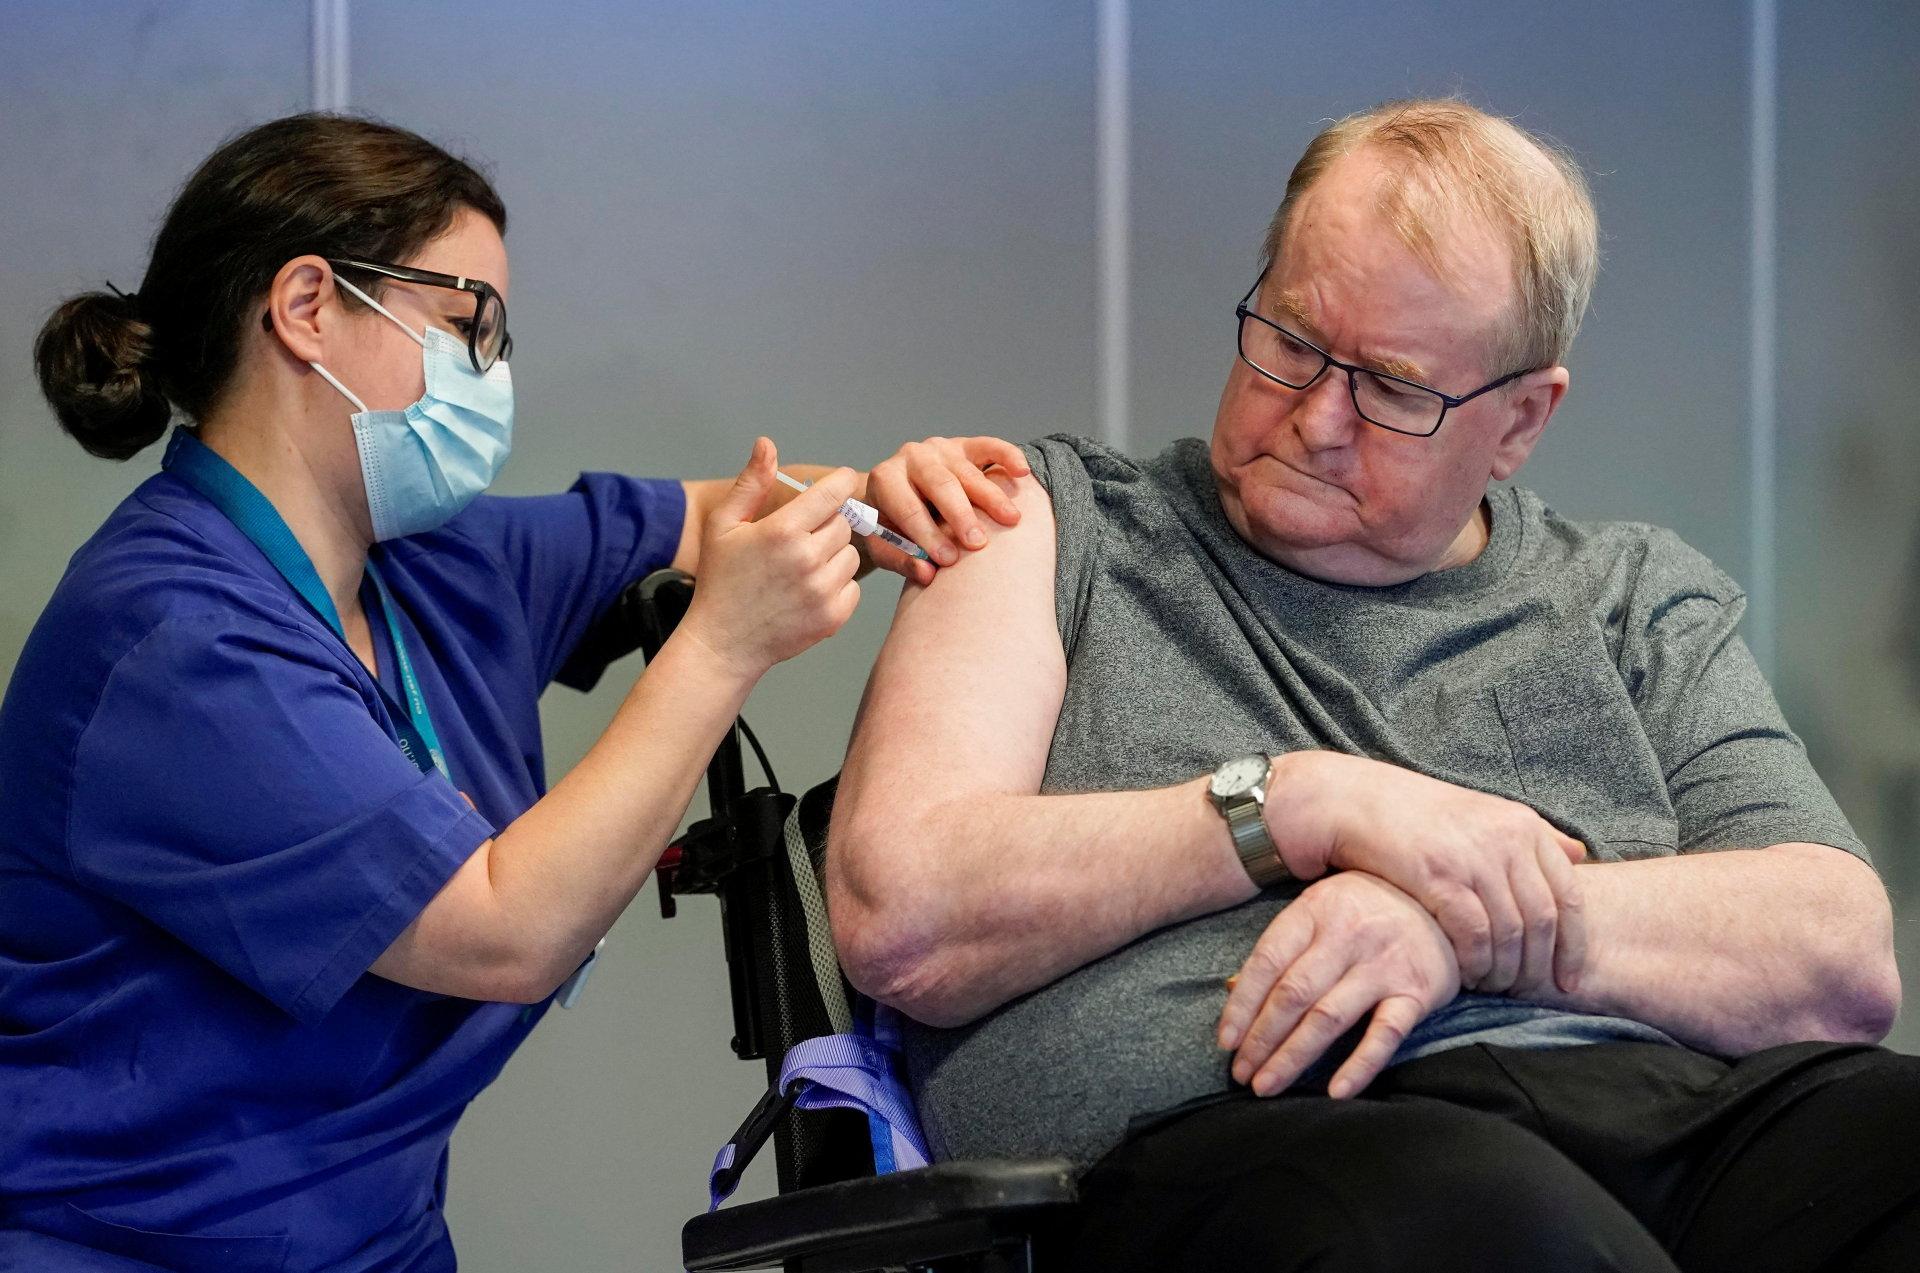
[1235,275,1532,437]
[330,258,512,373]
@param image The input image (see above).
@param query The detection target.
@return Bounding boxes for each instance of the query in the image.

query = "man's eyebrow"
[1268,285,1432,386]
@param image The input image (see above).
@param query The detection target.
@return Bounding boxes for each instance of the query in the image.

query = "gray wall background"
[2,3,1915,1270]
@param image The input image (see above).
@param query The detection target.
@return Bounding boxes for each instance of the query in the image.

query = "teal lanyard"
[162,429,450,782]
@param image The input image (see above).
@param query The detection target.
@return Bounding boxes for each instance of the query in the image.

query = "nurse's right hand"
[679,437,861,680]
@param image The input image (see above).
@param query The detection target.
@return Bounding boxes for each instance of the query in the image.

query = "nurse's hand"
[680,437,862,681]
[861,436,1031,582]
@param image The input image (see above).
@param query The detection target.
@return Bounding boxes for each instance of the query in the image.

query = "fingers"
[952,438,1026,525]
[953,461,1022,528]
[1506,846,1559,995]
[1430,886,1494,988]
[961,434,1032,481]
[864,533,937,586]
[915,463,988,554]
[709,437,779,530]
[1540,838,1588,994]
[785,466,862,529]
[1475,864,1525,995]
[827,553,862,625]
[1244,970,1379,1098]
[866,462,960,567]
[1556,829,1588,864]
[1218,908,1316,1052]
[863,436,1028,567]
[1325,994,1423,1099]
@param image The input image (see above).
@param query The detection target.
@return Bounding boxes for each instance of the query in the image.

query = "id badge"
[556,938,606,1010]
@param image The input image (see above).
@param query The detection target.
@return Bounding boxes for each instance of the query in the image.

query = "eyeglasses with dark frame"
[329,258,513,374]
[1235,275,1534,437]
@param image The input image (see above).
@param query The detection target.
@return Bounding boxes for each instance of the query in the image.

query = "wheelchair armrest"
[682,1158,1079,1272]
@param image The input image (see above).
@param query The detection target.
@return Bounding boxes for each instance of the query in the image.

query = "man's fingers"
[867,464,958,566]
[1232,940,1349,1089]
[953,439,1027,525]
[1476,867,1525,994]
[866,534,936,585]
[1246,971,1376,1098]
[1540,839,1588,993]
[1556,830,1588,864]
[1218,909,1316,1051]
[1325,995,1423,1099]
[1432,888,1494,987]
[961,434,1032,479]
[912,462,988,551]
[1507,848,1559,995]
[954,462,1022,528]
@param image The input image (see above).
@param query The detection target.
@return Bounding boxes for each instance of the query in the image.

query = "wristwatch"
[1209,754,1290,888]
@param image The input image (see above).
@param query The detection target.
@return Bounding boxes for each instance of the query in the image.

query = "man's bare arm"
[1515,843,1899,1052]
[1221,839,1900,1095]
[826,475,1258,1027]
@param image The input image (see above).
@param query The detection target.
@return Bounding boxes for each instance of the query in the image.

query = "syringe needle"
[774,469,934,564]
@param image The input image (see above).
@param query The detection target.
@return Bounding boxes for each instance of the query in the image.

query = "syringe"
[775,470,933,563]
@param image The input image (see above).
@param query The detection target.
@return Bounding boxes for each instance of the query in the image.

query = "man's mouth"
[1259,454,1347,496]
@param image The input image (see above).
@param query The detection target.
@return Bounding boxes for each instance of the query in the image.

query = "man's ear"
[260,256,337,365]
[1489,366,1570,482]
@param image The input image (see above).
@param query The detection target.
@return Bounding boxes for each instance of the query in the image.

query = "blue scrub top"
[0,445,685,1272]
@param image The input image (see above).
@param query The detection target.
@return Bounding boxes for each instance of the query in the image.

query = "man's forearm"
[1514,843,1898,1054]
[829,778,1258,1028]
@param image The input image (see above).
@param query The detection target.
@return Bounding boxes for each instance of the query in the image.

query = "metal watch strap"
[1226,795,1289,888]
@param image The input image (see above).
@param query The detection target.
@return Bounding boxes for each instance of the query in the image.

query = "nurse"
[0,113,1026,1272]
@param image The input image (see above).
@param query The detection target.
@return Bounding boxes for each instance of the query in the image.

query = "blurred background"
[2,2,1915,1269]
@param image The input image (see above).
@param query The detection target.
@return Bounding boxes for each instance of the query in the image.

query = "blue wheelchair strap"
[706,1015,930,1211]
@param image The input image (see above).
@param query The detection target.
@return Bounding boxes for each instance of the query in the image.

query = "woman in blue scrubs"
[0,114,1026,1272]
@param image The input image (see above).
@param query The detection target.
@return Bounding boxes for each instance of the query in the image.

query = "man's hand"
[1268,751,1588,996]
[861,435,1031,579]
[1217,872,1459,1099]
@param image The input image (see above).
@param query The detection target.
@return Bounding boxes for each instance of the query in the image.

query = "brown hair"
[34,113,506,460]
[1262,99,1599,373]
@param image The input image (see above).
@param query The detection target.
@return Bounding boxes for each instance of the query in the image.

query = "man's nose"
[1289,368,1361,452]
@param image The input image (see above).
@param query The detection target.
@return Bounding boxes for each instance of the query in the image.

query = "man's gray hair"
[1263,98,1600,373]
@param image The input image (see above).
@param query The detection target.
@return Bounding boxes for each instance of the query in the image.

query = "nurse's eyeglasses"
[328,258,513,373]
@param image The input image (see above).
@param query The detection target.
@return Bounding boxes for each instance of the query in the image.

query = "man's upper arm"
[831,473,1065,907]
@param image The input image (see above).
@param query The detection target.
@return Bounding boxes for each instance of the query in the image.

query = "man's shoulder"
[1020,433,1210,526]
[1023,433,1142,491]
[1510,486,1744,610]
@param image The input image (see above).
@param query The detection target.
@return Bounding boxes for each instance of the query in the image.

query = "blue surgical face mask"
[309,275,514,541]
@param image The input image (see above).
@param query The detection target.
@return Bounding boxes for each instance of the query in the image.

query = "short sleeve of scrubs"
[449,472,686,692]
[68,607,496,1026]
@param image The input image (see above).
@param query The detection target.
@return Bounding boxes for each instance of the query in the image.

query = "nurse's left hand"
[862,436,1031,583]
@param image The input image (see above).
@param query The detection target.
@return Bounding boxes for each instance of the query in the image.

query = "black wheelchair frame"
[574,570,1078,1273]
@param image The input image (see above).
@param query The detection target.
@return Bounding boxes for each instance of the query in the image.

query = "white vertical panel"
[1097,0,1130,452]
[1748,0,1778,676]
[312,0,350,111]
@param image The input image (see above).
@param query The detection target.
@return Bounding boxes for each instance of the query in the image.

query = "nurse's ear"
[259,256,337,368]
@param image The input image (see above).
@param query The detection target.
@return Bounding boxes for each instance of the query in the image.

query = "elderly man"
[826,100,1917,1271]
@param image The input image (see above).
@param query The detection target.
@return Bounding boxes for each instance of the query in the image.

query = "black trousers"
[1043,1040,1920,1272]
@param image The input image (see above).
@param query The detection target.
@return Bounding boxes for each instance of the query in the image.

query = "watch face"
[1212,754,1268,798]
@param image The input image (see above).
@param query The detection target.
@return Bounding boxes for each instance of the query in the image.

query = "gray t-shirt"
[900,434,1868,1167]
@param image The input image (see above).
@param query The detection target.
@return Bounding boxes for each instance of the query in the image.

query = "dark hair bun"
[34,290,173,460]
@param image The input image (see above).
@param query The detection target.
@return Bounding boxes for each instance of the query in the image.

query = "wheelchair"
[578,571,1079,1273]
